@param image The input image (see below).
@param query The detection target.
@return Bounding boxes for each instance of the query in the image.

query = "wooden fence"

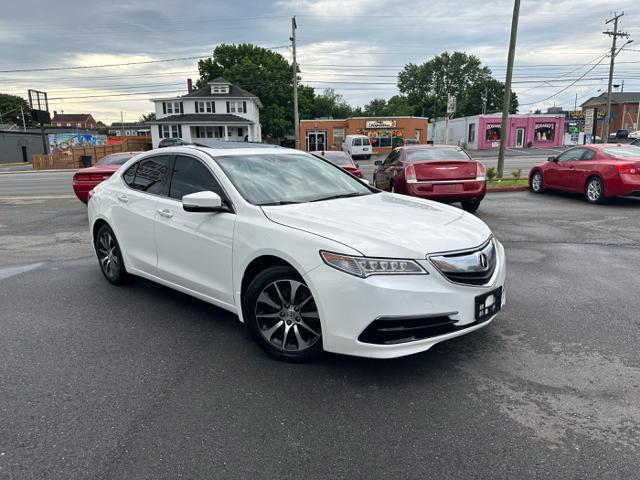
[32,136,152,170]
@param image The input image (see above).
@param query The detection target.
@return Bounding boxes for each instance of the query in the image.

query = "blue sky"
[1,0,638,123]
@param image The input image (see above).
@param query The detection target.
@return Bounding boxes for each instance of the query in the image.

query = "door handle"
[117,194,128,203]
[156,208,173,219]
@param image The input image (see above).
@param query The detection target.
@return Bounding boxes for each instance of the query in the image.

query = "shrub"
[511,168,522,179]
[486,167,496,181]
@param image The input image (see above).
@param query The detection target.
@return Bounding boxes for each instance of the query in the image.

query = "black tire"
[461,199,481,213]
[366,155,371,160]
[243,266,323,362]
[530,170,544,193]
[585,176,605,204]
[95,224,130,285]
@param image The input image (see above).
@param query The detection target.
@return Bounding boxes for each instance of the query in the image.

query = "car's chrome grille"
[429,238,497,286]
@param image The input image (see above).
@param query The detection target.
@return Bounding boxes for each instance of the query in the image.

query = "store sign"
[584,108,595,136]
[486,123,501,130]
[365,120,396,129]
[535,123,555,129]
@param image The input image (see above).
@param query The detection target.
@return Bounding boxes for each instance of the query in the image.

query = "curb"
[487,186,529,193]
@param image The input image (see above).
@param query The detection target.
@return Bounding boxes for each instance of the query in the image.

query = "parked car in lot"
[372,144,487,212]
[312,150,363,178]
[343,134,372,159]
[88,146,506,361]
[529,144,640,203]
[72,152,141,203]
[158,138,190,148]
[630,138,640,146]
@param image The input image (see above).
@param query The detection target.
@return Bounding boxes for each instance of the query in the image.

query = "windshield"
[316,151,354,166]
[406,148,471,162]
[603,146,640,159]
[97,153,137,166]
[214,153,373,205]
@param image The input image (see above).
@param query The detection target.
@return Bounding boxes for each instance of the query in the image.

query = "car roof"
[155,145,298,157]
[399,144,462,150]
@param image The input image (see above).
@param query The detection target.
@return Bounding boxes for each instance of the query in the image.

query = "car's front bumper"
[303,240,506,358]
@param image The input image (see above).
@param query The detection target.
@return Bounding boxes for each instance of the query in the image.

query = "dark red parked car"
[312,150,363,178]
[373,145,486,212]
[528,144,640,204]
[72,152,140,203]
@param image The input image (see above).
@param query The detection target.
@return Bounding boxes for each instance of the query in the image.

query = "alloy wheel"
[531,172,542,192]
[254,279,321,352]
[587,178,602,202]
[97,231,119,279]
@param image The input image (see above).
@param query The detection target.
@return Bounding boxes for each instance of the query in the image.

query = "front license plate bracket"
[475,287,502,321]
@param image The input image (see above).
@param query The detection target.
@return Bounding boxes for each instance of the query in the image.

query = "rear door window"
[130,156,171,195]
[353,138,362,146]
[362,138,371,146]
[122,163,138,186]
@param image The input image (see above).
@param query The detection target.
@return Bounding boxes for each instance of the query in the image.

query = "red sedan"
[529,144,640,204]
[72,152,140,203]
[312,150,363,178]
[373,145,486,212]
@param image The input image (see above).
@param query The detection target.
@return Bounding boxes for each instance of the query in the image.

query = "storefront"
[300,116,429,153]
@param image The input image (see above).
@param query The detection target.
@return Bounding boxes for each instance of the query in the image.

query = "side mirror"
[547,156,558,162]
[374,160,383,166]
[182,191,225,212]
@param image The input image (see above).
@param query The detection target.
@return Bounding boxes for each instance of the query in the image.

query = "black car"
[158,138,190,148]
[631,138,640,147]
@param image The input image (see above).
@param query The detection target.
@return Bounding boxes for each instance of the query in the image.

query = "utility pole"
[497,0,520,179]
[20,106,26,131]
[291,16,300,150]
[603,12,629,142]
[482,86,488,115]
[574,92,578,112]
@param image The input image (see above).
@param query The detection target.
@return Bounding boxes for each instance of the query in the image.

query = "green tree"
[363,98,388,116]
[197,44,297,138]
[138,112,156,122]
[398,51,496,118]
[312,88,352,119]
[457,78,518,116]
[0,93,32,126]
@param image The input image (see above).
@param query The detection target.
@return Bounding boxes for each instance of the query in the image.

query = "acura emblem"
[476,252,488,269]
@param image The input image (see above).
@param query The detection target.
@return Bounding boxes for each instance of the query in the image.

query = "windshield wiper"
[310,192,369,202]
[258,200,305,206]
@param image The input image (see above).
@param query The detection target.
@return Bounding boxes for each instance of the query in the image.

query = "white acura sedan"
[88,146,506,361]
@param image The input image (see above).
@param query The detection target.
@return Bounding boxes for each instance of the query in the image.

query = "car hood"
[261,192,492,258]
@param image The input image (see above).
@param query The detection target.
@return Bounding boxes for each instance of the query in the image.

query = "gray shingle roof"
[150,114,254,124]
[184,81,262,105]
[581,92,640,107]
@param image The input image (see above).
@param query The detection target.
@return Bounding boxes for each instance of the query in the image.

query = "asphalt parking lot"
[1,190,640,479]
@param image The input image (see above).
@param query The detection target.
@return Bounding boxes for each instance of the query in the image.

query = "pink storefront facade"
[478,115,565,149]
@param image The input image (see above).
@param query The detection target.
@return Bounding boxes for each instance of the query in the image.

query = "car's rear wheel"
[585,176,605,204]
[530,171,544,193]
[244,266,323,362]
[95,224,129,285]
[461,199,481,213]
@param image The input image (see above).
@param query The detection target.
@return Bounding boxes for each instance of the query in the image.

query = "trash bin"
[80,155,92,168]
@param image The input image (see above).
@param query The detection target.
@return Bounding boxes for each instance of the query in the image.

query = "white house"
[149,77,262,148]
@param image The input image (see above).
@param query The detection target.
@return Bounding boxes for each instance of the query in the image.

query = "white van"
[343,135,372,159]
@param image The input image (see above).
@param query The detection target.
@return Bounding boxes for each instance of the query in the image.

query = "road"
[1,190,639,479]
[0,171,75,197]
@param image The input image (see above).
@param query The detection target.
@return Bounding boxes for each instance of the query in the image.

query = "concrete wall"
[0,131,46,164]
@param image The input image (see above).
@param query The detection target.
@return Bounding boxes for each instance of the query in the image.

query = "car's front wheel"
[461,199,481,213]
[244,266,323,362]
[95,224,129,285]
[585,176,605,204]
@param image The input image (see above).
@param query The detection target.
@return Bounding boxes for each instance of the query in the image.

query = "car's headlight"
[320,251,427,278]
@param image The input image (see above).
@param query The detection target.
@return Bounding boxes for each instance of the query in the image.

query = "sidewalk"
[0,163,33,172]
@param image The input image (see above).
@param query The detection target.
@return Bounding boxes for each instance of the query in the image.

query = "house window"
[212,85,229,94]
[534,123,555,142]
[238,128,243,137]
[468,123,476,143]
[485,123,501,141]
[77,122,82,127]
[66,123,71,127]
[164,101,183,115]
[227,101,246,114]
[161,124,181,138]
[195,101,214,113]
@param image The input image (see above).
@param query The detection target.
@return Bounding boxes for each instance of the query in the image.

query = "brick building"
[581,92,640,138]
[299,116,429,154]
[51,112,98,129]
